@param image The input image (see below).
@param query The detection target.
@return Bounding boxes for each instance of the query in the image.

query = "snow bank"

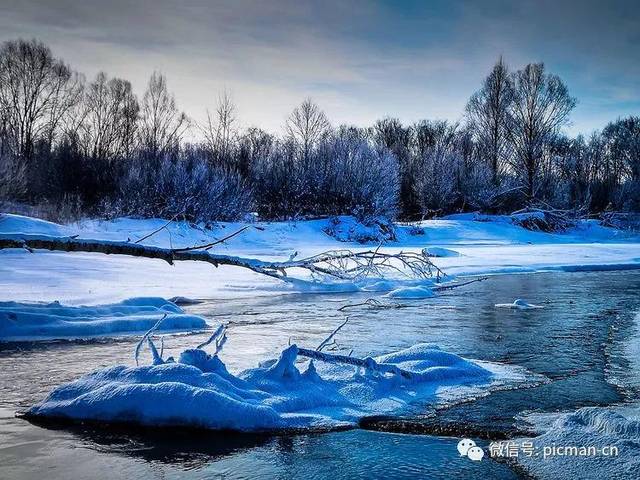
[508,407,640,480]
[0,297,207,341]
[495,299,543,310]
[26,343,494,432]
[2,213,640,304]
[0,213,65,236]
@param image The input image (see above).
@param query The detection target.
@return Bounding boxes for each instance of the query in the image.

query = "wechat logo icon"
[457,438,485,461]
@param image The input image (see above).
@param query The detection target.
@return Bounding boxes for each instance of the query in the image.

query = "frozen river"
[1,270,639,479]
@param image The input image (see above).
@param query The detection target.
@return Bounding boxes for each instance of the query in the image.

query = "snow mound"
[509,407,640,480]
[0,297,207,341]
[423,246,461,258]
[0,213,64,236]
[386,286,435,299]
[495,299,543,310]
[26,343,492,432]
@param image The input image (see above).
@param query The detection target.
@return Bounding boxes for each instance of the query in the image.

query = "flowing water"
[1,270,640,479]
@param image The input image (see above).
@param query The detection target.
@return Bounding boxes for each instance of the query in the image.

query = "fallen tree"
[0,232,445,282]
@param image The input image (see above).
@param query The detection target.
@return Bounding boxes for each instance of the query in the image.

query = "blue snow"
[26,343,492,432]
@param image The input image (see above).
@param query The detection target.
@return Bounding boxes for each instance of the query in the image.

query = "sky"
[0,0,638,136]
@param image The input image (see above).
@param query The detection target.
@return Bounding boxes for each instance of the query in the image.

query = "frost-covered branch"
[0,233,443,283]
[338,298,407,311]
[316,317,349,352]
[296,347,415,380]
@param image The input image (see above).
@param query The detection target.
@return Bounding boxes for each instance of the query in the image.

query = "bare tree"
[505,63,576,199]
[139,72,188,160]
[200,91,237,167]
[0,39,82,160]
[285,98,330,162]
[80,72,139,160]
[466,57,511,185]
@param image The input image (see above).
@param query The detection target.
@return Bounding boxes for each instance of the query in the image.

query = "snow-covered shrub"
[251,134,400,221]
[415,149,458,214]
[323,216,397,243]
[112,156,253,222]
[510,209,578,232]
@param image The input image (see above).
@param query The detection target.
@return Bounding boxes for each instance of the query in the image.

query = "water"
[1,270,640,479]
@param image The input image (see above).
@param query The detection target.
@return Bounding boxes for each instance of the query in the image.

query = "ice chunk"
[386,286,435,299]
[495,299,543,310]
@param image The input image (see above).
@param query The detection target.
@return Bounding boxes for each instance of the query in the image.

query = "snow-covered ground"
[1,213,640,305]
[0,297,207,341]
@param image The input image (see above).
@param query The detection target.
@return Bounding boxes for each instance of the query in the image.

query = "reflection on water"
[1,270,640,479]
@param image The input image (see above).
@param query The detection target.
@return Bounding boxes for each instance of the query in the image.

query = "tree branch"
[0,233,443,283]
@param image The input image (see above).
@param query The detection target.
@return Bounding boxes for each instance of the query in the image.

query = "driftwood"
[0,233,443,282]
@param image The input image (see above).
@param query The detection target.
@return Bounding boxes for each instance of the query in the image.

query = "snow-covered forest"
[1,39,639,224]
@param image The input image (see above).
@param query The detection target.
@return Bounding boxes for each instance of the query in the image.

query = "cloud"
[0,0,637,135]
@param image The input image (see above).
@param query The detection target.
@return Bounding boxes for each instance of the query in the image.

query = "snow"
[494,299,544,310]
[25,342,520,432]
[1,213,640,304]
[386,286,436,299]
[507,407,640,480]
[0,297,207,341]
[423,246,461,258]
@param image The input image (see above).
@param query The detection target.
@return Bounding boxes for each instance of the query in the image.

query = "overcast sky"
[1,0,638,136]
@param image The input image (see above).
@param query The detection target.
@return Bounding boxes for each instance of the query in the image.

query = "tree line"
[1,39,639,223]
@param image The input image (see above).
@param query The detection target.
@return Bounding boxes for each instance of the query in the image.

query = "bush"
[111,156,254,223]
[251,135,400,221]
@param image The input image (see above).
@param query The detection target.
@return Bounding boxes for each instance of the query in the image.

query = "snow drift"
[0,297,207,341]
[26,342,494,432]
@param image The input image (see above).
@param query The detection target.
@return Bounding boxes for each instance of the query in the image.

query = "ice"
[509,406,640,480]
[26,342,495,432]
[495,299,543,310]
[385,286,435,299]
[0,297,207,341]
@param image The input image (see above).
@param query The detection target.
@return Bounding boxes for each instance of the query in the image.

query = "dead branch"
[338,298,407,311]
[0,233,443,283]
[432,276,489,291]
[316,317,349,352]
[134,212,184,244]
[134,314,167,366]
[296,347,415,380]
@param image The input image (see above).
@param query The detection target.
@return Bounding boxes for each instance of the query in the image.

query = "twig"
[317,317,350,352]
[338,298,407,311]
[172,226,252,252]
[196,324,226,350]
[134,314,167,366]
[134,212,183,244]
[433,276,489,291]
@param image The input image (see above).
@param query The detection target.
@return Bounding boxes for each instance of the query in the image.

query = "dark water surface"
[1,271,639,479]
